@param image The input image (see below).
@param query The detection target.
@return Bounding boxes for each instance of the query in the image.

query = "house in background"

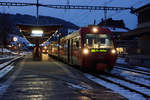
[121,4,150,66]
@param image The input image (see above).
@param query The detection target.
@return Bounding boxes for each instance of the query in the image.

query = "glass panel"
[84,34,114,48]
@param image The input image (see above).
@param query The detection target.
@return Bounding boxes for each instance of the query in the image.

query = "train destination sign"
[91,49,107,53]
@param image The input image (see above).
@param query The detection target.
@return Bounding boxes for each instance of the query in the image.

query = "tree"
[0,14,14,55]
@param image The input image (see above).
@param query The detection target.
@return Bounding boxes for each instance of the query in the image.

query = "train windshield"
[84,34,114,48]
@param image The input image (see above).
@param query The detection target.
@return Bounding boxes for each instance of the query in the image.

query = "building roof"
[121,26,150,38]
[132,3,150,13]
[103,27,128,32]
[98,18,130,31]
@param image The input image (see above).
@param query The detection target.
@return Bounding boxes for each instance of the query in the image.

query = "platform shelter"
[16,24,62,60]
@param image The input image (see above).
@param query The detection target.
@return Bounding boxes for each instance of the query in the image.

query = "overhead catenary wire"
[0,0,135,27]
[108,0,148,18]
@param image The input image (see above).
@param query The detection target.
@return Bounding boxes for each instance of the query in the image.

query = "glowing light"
[44,46,47,49]
[31,30,43,37]
[111,49,116,54]
[8,45,12,47]
[13,37,18,42]
[92,27,98,33]
[83,48,89,54]
[91,49,107,53]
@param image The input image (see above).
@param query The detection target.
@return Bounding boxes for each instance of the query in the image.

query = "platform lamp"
[13,36,20,55]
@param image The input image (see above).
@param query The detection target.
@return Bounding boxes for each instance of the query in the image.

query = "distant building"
[121,4,150,66]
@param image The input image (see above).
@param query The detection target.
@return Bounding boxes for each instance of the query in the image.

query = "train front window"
[84,34,114,48]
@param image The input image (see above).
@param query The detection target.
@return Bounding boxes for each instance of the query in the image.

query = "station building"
[121,4,150,66]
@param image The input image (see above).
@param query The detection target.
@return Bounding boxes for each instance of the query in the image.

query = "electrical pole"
[36,0,39,24]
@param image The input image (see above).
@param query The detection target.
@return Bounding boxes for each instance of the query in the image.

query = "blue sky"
[0,0,150,29]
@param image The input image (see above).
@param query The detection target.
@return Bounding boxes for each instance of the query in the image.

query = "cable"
[104,0,113,6]
[109,0,148,18]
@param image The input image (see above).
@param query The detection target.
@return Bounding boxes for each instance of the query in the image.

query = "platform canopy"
[16,24,62,44]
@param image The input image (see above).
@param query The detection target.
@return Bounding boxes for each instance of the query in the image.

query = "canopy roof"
[16,24,62,44]
[120,26,150,39]
[132,3,150,13]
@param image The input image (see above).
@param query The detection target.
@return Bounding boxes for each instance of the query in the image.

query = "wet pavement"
[0,54,126,100]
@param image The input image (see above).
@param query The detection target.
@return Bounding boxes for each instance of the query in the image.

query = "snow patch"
[101,75,150,96]
[111,68,150,87]
[67,82,93,90]
[85,74,147,100]
[0,65,14,78]
[116,58,128,64]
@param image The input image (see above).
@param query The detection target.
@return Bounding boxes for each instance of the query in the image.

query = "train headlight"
[83,48,89,55]
[92,27,98,33]
[111,49,116,54]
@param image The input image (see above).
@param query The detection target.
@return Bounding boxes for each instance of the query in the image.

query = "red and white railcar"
[48,25,118,72]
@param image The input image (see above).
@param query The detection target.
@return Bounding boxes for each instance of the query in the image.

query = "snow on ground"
[67,82,93,90]
[0,56,22,69]
[112,68,150,87]
[0,56,23,79]
[116,58,128,64]
[0,48,11,53]
[84,73,147,100]
[0,61,23,97]
[0,55,16,60]
[101,75,150,96]
[135,66,150,72]
[0,64,14,79]
[116,57,150,73]
[115,66,150,76]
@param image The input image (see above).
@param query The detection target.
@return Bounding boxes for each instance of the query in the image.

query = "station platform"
[0,54,126,100]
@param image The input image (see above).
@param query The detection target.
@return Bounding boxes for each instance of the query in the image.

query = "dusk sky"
[0,0,150,29]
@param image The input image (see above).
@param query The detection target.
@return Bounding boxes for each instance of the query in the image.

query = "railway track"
[116,63,150,73]
[0,56,23,78]
[114,66,150,76]
[90,73,150,99]
[105,73,150,89]
[0,58,13,64]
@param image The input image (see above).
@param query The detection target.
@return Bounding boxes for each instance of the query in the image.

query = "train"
[48,25,118,72]
[42,46,48,53]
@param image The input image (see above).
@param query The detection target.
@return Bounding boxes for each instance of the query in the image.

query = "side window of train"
[73,36,80,49]
[76,41,79,48]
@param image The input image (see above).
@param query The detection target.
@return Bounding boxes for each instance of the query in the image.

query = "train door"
[70,39,73,64]
[72,36,80,65]
[67,40,70,62]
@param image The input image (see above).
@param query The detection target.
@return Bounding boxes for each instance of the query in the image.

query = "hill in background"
[0,13,80,36]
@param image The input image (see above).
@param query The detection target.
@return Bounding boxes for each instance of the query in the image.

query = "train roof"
[80,26,112,34]
[60,31,80,42]
[60,26,112,42]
